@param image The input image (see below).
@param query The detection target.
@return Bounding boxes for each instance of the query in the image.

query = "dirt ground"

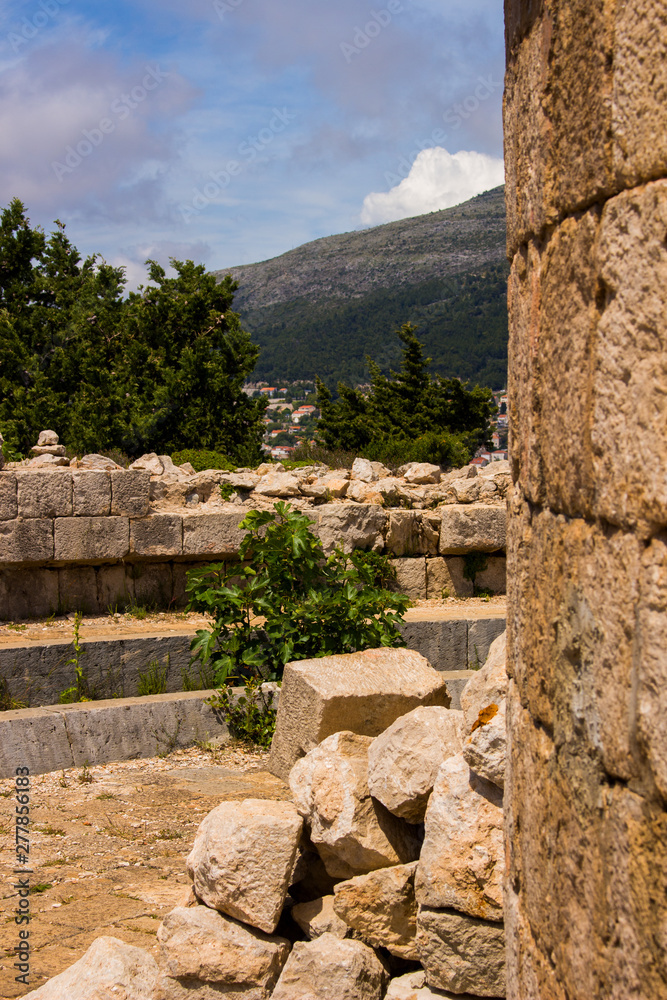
[0,745,288,998]
[0,596,506,648]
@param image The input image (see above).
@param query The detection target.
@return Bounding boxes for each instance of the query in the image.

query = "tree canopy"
[0,199,265,462]
[315,324,495,467]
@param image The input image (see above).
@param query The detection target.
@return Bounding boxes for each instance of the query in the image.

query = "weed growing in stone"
[59,613,91,703]
[137,658,168,696]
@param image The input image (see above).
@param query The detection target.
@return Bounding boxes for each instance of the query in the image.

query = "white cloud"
[360,146,505,225]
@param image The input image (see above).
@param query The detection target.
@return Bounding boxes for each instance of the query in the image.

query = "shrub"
[185,502,409,741]
[172,449,236,473]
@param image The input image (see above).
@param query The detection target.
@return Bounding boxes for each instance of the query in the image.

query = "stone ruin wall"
[504,1,667,997]
[0,460,510,620]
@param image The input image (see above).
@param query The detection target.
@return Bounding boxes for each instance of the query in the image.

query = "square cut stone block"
[54,516,129,562]
[391,557,427,599]
[182,511,246,557]
[268,647,450,782]
[439,505,507,555]
[0,518,54,565]
[130,515,182,557]
[16,470,72,518]
[110,470,150,516]
[0,474,18,520]
[0,567,59,620]
[58,566,99,614]
[309,503,387,555]
[72,471,111,516]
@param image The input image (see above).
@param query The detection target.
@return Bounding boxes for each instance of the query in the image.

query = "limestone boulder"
[399,462,442,485]
[300,474,350,499]
[460,631,508,735]
[78,453,123,470]
[31,444,66,457]
[157,905,289,989]
[385,969,458,999]
[462,698,507,789]
[253,472,301,497]
[367,706,463,822]
[271,933,387,1000]
[186,798,302,933]
[28,453,69,467]
[292,894,349,940]
[268,647,449,781]
[333,862,419,960]
[351,457,390,482]
[415,754,504,921]
[37,429,59,446]
[290,731,422,878]
[439,504,507,554]
[21,935,158,999]
[417,907,506,998]
[129,453,165,475]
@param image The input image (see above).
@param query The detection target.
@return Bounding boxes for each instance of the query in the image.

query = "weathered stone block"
[505,685,667,1000]
[290,732,422,879]
[439,505,506,554]
[292,895,349,941]
[461,631,507,734]
[271,933,387,1000]
[637,536,667,803]
[467,618,507,670]
[182,511,246,557]
[0,518,54,565]
[463,698,506,789]
[16,470,72,518]
[504,0,614,255]
[425,556,473,598]
[110,470,150,516]
[157,904,289,989]
[58,566,99,614]
[417,907,506,997]
[0,474,17,520]
[127,562,173,608]
[333,863,419,960]
[0,705,75,775]
[268,647,449,782]
[17,935,158,1000]
[367,706,463,823]
[415,753,504,921]
[592,181,667,533]
[508,497,643,782]
[390,557,426,599]
[476,555,507,594]
[72,470,111,516]
[309,503,387,555]
[386,511,439,556]
[612,3,667,191]
[186,799,303,933]
[397,618,468,673]
[54,516,129,562]
[130,515,182,557]
[96,564,132,611]
[0,568,59,620]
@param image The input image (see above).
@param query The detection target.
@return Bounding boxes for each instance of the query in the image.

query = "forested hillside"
[212,186,508,389]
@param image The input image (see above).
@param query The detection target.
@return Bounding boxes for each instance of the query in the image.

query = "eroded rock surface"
[333,862,419,960]
[271,933,387,1000]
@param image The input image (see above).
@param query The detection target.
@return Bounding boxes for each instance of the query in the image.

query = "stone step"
[0,615,506,708]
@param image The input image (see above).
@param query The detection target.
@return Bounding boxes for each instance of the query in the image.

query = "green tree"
[315,324,494,467]
[0,200,266,463]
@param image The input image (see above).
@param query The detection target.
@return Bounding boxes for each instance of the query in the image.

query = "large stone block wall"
[0,468,508,619]
[504,2,667,997]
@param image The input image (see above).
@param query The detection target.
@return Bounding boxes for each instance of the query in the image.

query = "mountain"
[212,186,508,390]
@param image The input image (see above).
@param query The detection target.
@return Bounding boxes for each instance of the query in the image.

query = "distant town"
[244,381,509,464]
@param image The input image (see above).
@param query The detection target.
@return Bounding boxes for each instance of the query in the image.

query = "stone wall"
[504,1,667,997]
[0,461,509,619]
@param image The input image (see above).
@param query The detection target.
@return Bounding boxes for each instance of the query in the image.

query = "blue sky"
[0,0,505,287]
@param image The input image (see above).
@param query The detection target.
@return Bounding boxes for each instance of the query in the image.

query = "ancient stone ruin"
[0,453,509,620]
[22,636,509,999]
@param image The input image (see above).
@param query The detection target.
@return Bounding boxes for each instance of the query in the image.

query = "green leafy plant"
[59,613,91,703]
[186,502,409,691]
[210,676,277,748]
[0,677,26,712]
[172,449,236,472]
[219,482,236,502]
[137,658,168,696]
